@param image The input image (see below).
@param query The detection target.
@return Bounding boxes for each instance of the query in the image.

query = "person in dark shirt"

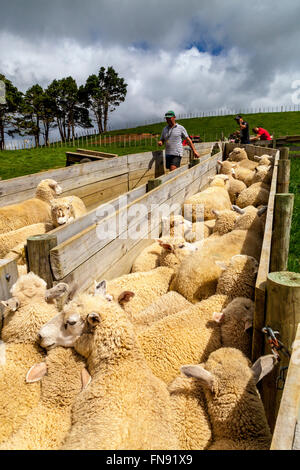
[234,115,250,144]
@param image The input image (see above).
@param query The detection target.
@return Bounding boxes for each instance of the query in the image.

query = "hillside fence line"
[3,103,300,151]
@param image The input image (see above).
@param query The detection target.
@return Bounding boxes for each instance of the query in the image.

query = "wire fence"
[3,103,300,150]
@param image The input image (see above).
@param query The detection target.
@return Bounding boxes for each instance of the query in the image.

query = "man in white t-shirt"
[158,110,200,171]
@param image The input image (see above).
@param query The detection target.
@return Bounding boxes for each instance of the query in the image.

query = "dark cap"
[234,115,242,121]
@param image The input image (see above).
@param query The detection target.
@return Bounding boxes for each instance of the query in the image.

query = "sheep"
[183,175,232,222]
[58,293,179,450]
[254,155,274,166]
[232,205,267,237]
[168,373,212,450]
[212,297,254,358]
[0,222,53,259]
[210,208,240,236]
[251,164,273,186]
[129,291,192,334]
[0,179,62,234]
[50,196,87,227]
[227,147,248,162]
[235,181,270,208]
[216,254,259,301]
[217,163,248,204]
[131,241,163,273]
[0,347,90,450]
[156,237,199,272]
[0,273,67,443]
[162,214,211,242]
[181,348,275,450]
[231,165,255,187]
[98,267,175,321]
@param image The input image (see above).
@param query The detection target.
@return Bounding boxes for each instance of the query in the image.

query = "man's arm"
[186,136,200,158]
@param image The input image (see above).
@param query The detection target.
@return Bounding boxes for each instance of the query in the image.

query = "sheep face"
[51,199,75,227]
[41,179,63,196]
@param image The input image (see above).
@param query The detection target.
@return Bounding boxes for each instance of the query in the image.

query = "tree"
[16,84,44,147]
[47,77,92,142]
[0,74,23,150]
[83,66,127,133]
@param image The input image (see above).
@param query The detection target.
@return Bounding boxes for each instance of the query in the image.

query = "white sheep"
[0,179,62,233]
[251,164,273,186]
[231,165,255,187]
[131,241,163,273]
[0,222,52,259]
[181,348,275,450]
[58,293,179,450]
[227,147,248,162]
[0,347,90,450]
[235,182,270,208]
[0,273,66,443]
[216,254,259,301]
[183,175,232,221]
[50,196,87,227]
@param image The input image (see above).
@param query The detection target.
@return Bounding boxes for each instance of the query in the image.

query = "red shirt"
[257,127,271,140]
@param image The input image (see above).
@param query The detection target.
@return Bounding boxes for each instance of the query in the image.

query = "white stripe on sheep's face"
[38,311,84,350]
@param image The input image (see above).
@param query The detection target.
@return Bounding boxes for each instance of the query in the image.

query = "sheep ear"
[244,319,253,331]
[26,362,48,383]
[251,355,277,384]
[157,241,174,252]
[81,368,91,390]
[87,312,101,326]
[257,206,267,216]
[45,283,69,301]
[232,205,245,214]
[212,209,219,217]
[118,291,135,305]
[94,280,107,296]
[181,365,214,391]
[1,298,20,313]
[212,311,225,323]
[215,261,227,271]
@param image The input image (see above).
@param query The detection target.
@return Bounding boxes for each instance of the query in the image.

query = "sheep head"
[51,198,75,227]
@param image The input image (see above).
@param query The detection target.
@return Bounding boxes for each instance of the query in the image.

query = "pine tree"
[0,74,23,150]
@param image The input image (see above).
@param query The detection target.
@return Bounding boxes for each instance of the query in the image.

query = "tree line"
[0,66,127,150]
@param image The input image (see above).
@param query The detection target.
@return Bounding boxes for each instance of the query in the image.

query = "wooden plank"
[0,155,129,206]
[80,181,129,210]
[50,184,147,246]
[76,149,118,158]
[271,323,300,450]
[50,153,220,283]
[0,259,18,301]
[252,149,280,362]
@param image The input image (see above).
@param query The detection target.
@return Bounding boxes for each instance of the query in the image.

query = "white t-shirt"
[160,124,189,156]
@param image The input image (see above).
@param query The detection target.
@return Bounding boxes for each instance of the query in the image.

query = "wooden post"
[26,234,57,289]
[280,147,289,160]
[261,272,300,432]
[277,160,291,193]
[0,259,18,333]
[270,194,294,272]
[189,159,200,168]
[153,150,165,178]
[147,179,162,192]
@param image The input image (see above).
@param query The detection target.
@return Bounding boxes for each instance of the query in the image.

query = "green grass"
[288,155,300,273]
[0,111,299,272]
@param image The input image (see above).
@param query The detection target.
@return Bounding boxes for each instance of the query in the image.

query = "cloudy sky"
[1,0,300,131]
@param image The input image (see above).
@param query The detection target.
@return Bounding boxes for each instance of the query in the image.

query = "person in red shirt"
[252,126,272,141]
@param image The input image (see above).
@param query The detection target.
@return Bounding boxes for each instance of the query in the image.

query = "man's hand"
[158,140,163,146]
[193,151,200,159]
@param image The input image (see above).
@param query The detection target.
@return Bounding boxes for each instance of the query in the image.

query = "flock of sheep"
[0,147,277,450]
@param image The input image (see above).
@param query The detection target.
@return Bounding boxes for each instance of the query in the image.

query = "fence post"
[26,234,57,289]
[277,147,290,193]
[147,179,162,192]
[270,194,294,272]
[0,259,18,333]
[261,271,300,432]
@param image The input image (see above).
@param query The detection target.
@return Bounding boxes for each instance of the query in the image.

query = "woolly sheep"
[102,267,175,321]
[183,176,232,222]
[50,195,87,227]
[162,214,211,242]
[217,163,248,203]
[128,291,192,334]
[0,223,52,258]
[181,348,275,450]
[156,238,199,272]
[0,179,62,234]
[232,205,267,237]
[216,254,259,301]
[231,165,255,187]
[227,147,248,162]
[0,347,90,450]
[210,208,239,236]
[251,164,273,186]
[131,241,163,273]
[212,297,254,357]
[0,273,66,443]
[59,293,179,450]
[254,155,274,166]
[235,181,270,208]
